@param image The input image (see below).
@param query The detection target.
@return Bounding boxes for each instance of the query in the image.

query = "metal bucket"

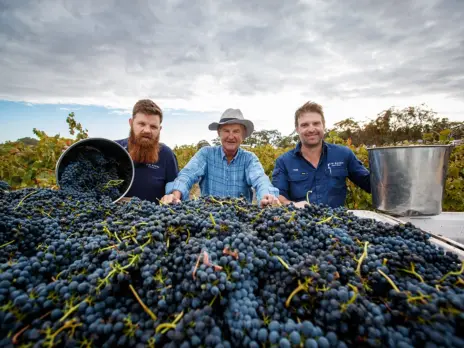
[368,145,453,216]
[55,138,135,203]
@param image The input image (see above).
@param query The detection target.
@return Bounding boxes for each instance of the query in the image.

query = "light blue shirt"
[166,146,279,203]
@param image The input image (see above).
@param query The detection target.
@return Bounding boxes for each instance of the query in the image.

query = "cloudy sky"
[1,0,463,148]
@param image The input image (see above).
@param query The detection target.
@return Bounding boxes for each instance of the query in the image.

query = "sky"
[1,0,463,148]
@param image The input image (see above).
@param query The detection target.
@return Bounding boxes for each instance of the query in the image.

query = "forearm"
[165,181,190,200]
[166,149,207,199]
[255,182,280,202]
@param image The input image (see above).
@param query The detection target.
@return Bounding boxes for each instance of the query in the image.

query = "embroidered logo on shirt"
[293,169,299,171]
[328,162,344,168]
[146,164,160,170]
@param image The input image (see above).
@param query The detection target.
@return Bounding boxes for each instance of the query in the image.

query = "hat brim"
[208,119,254,139]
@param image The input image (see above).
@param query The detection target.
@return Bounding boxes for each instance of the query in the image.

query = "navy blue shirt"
[114,138,179,203]
[272,141,371,208]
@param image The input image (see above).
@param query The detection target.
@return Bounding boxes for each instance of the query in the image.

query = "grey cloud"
[0,0,463,105]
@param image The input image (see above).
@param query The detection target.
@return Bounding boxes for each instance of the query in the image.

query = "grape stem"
[60,298,89,322]
[341,284,359,312]
[400,262,425,283]
[0,240,15,249]
[129,284,157,321]
[156,311,184,334]
[275,256,290,270]
[285,277,312,308]
[438,261,464,283]
[356,242,369,276]
[14,190,39,209]
[223,247,239,259]
[12,310,51,344]
[378,269,400,292]
[192,251,203,280]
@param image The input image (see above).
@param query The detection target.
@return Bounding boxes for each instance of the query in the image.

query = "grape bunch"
[59,151,124,201]
[0,188,463,348]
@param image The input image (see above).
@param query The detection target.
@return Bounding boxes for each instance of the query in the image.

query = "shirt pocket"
[327,167,348,189]
[288,172,310,198]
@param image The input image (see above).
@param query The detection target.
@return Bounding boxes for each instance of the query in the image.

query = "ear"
[129,118,133,127]
[159,125,163,131]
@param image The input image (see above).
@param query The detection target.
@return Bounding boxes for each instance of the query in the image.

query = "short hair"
[218,123,246,137]
[132,99,163,123]
[294,101,325,128]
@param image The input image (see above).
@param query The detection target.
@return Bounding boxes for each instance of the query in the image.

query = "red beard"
[128,128,160,164]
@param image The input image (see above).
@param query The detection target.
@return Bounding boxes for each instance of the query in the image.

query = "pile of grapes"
[0,181,463,347]
[58,151,127,202]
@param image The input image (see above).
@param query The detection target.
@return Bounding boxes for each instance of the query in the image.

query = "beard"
[128,128,160,164]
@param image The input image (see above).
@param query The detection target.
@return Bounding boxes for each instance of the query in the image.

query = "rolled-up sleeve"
[246,153,280,203]
[165,147,208,200]
[347,150,371,193]
[271,156,290,200]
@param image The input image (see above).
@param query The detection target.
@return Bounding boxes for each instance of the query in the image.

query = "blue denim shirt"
[272,142,371,207]
[166,146,279,203]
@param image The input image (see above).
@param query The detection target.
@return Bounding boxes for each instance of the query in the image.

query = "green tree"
[17,137,39,146]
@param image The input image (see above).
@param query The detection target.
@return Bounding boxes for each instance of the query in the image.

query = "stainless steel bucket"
[368,145,453,216]
[55,138,135,203]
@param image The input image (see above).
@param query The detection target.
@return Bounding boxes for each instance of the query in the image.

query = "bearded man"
[272,101,371,208]
[114,99,179,203]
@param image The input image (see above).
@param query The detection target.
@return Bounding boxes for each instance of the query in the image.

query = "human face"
[219,123,245,155]
[296,112,325,147]
[129,112,162,144]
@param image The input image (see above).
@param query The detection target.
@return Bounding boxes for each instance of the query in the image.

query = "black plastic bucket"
[55,138,135,203]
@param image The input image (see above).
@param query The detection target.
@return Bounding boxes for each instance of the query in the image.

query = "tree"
[242,129,284,147]
[196,140,211,149]
[17,137,39,146]
[331,104,464,146]
[276,131,299,148]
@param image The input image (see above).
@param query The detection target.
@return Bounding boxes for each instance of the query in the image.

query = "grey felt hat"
[208,108,255,139]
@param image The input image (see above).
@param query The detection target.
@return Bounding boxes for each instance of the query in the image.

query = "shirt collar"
[294,141,328,157]
[221,146,242,162]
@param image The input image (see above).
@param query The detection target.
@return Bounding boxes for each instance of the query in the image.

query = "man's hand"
[260,194,280,208]
[160,194,181,204]
[160,190,182,205]
[293,201,309,209]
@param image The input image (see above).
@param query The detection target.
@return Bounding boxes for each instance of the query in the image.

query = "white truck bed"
[350,210,464,260]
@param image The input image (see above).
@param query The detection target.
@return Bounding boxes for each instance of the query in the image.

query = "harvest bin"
[55,138,135,203]
[368,145,453,217]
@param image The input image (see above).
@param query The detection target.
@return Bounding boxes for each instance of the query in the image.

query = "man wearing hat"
[160,108,280,207]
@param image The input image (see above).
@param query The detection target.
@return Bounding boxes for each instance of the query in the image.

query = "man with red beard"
[272,101,371,208]
[114,99,179,203]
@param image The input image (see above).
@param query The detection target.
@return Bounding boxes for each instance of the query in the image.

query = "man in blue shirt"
[272,101,371,208]
[161,108,280,207]
[114,99,179,203]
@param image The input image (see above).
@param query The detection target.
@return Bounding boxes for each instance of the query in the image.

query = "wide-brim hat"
[208,108,255,139]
